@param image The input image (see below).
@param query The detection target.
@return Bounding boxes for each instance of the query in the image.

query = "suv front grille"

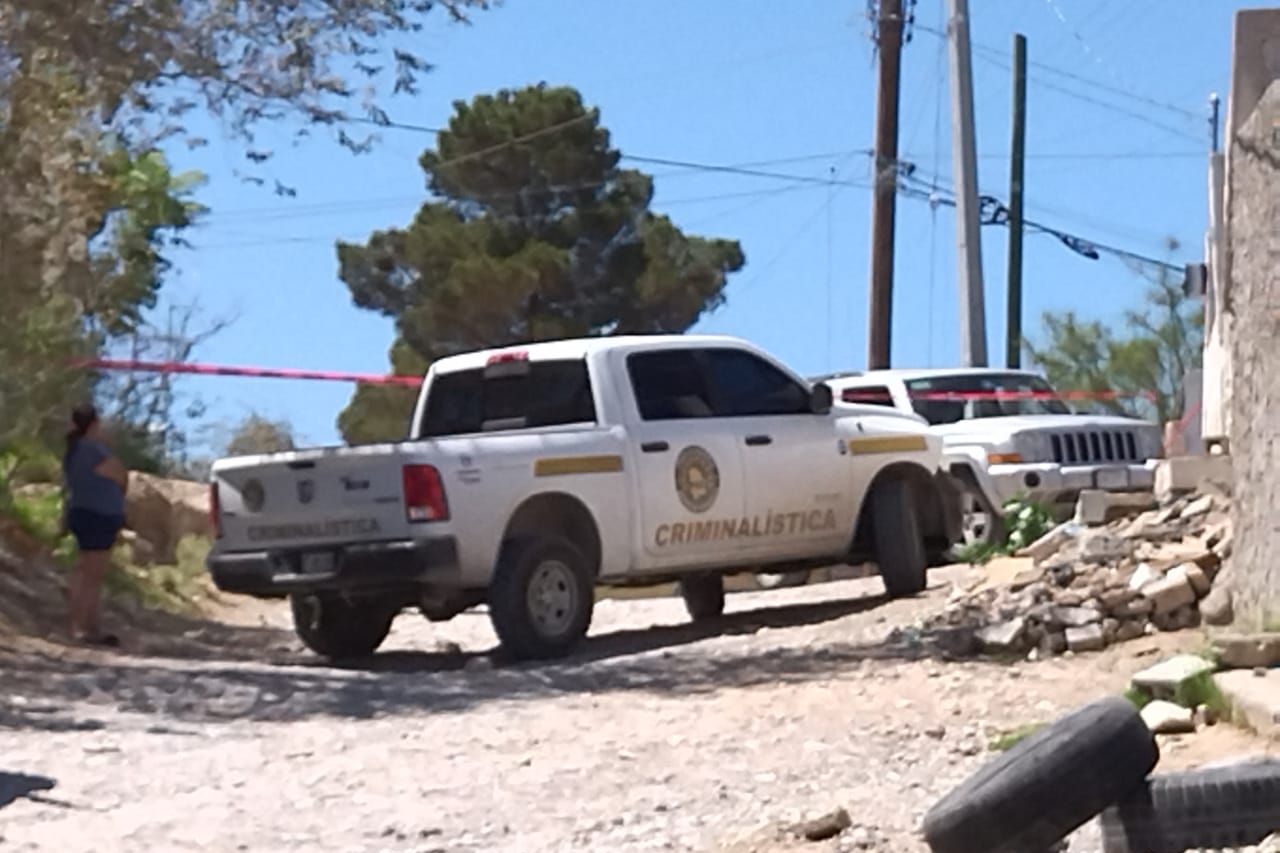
[1049,430,1139,464]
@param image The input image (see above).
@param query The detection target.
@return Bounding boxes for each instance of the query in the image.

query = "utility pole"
[1005,33,1027,369]
[946,0,988,366]
[867,0,905,370]
[1209,91,1221,153]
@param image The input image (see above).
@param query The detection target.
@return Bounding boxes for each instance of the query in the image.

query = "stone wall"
[1228,78,1280,630]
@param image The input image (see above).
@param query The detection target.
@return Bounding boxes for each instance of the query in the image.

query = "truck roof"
[431,334,751,373]
[814,366,1045,384]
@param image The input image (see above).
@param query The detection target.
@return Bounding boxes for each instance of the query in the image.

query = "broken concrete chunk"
[976,617,1026,653]
[1128,563,1162,591]
[1074,490,1111,526]
[1016,523,1080,562]
[797,808,852,842]
[1074,529,1134,563]
[1131,654,1217,698]
[1065,624,1106,653]
[1140,699,1196,735]
[1140,573,1197,615]
[1168,562,1211,597]
[1213,633,1280,669]
[1052,606,1103,628]
[1115,620,1146,642]
[1179,494,1215,520]
[1154,455,1233,503]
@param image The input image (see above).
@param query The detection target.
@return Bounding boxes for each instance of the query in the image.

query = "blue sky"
[154,0,1241,452]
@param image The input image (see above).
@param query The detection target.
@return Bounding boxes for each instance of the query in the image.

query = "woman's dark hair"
[64,403,99,472]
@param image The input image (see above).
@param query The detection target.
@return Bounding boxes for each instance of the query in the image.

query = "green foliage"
[1025,239,1203,425]
[1172,672,1230,717]
[106,535,211,613]
[335,85,746,443]
[988,722,1046,752]
[955,497,1057,565]
[226,413,297,457]
[1124,685,1153,710]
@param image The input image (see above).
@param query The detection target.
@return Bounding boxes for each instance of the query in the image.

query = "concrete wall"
[1229,76,1280,631]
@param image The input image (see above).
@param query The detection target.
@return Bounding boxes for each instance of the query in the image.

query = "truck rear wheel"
[489,536,594,661]
[289,594,396,660]
[680,574,725,621]
[871,477,928,597]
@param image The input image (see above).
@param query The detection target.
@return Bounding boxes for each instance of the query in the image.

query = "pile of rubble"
[929,488,1234,658]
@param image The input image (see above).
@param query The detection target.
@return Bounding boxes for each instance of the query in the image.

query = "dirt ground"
[1,566,1274,853]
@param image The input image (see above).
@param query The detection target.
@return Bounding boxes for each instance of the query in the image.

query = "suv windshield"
[417,359,596,438]
[906,373,1070,425]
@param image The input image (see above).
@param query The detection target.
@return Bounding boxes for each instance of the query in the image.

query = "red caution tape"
[840,389,1159,403]
[75,358,422,387]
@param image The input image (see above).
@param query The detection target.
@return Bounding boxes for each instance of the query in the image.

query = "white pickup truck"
[817,368,1163,542]
[207,335,963,661]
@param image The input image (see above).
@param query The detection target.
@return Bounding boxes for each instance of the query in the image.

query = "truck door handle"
[641,441,669,453]
[745,434,773,446]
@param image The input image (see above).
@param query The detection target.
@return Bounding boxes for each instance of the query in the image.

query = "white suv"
[817,368,1163,541]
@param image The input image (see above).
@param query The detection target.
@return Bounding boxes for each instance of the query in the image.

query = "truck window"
[703,349,810,416]
[417,359,596,437]
[628,350,714,420]
[840,385,896,406]
[906,373,1071,425]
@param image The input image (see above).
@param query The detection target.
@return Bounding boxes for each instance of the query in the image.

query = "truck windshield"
[906,373,1070,425]
[416,359,596,438]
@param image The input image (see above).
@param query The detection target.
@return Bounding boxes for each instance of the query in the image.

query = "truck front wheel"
[289,594,396,660]
[871,477,928,598]
[489,536,595,661]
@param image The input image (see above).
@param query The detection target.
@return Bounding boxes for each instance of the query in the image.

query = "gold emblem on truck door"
[675,446,719,514]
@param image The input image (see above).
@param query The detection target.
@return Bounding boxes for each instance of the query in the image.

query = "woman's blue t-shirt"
[65,439,125,517]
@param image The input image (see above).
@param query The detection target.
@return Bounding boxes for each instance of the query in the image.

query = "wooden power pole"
[867,0,905,370]
[1005,33,1027,369]
[946,0,988,367]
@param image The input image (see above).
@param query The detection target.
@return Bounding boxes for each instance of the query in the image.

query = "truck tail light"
[210,482,222,538]
[402,464,449,523]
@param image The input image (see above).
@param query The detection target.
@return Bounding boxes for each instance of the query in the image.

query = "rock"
[1099,587,1138,613]
[1052,606,1103,628]
[1195,704,1220,727]
[1074,490,1111,526]
[797,808,851,842]
[1213,633,1280,669]
[1114,597,1154,618]
[1168,562,1211,597]
[1128,563,1162,591]
[1140,700,1196,734]
[1065,624,1106,653]
[1074,529,1133,563]
[1115,620,1147,642]
[1140,573,1197,616]
[1200,582,1234,626]
[1102,618,1120,644]
[124,473,214,564]
[976,618,1026,653]
[1131,654,1216,698]
[117,528,158,566]
[1179,494,1215,520]
[1017,523,1080,562]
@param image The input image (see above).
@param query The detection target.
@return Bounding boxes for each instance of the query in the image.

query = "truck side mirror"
[810,382,833,415]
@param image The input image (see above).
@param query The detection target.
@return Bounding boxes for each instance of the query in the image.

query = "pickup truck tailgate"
[214,450,410,551]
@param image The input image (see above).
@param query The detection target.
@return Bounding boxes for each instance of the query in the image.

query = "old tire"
[1100,759,1280,853]
[922,696,1159,853]
[290,594,396,659]
[488,536,594,661]
[680,574,725,621]
[871,477,927,597]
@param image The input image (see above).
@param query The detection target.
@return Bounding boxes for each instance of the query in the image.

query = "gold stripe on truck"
[848,434,928,455]
[534,454,625,477]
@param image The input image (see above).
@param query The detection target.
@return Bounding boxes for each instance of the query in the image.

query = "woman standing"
[63,404,128,646]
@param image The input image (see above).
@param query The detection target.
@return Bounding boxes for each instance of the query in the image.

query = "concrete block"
[1214,633,1280,669]
[1141,700,1197,734]
[1154,455,1233,502]
[1169,562,1211,597]
[1215,668,1280,738]
[1066,624,1106,652]
[1074,490,1111,525]
[976,617,1026,653]
[1052,606,1103,628]
[1132,654,1216,698]
[1141,573,1197,615]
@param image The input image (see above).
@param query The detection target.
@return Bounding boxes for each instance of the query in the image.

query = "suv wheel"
[290,594,397,660]
[488,536,595,661]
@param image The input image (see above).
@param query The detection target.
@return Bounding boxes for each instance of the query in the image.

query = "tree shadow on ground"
[0,587,973,732]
